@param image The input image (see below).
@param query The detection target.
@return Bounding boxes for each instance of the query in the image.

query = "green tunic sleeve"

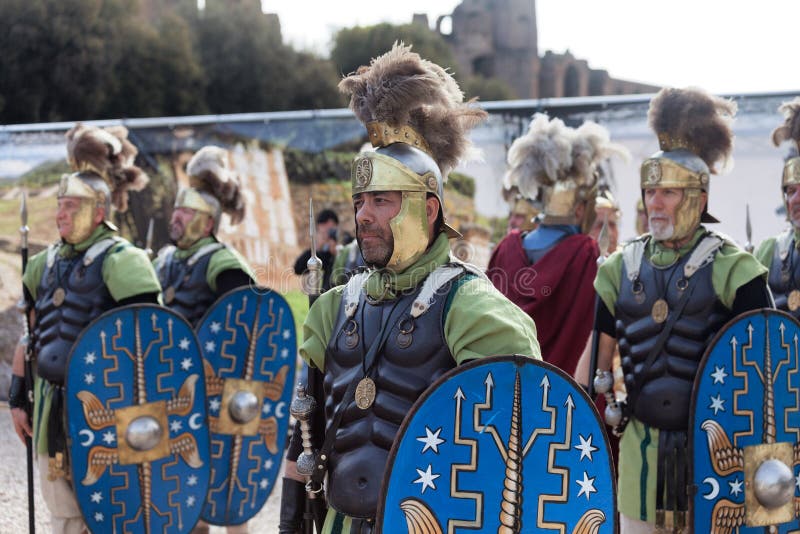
[594,250,624,316]
[22,248,50,301]
[206,246,255,292]
[299,286,345,372]
[711,241,769,309]
[754,236,777,269]
[102,241,162,302]
[444,277,541,364]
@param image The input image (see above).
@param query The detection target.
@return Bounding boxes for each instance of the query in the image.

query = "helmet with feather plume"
[172,146,245,248]
[641,87,736,241]
[772,97,800,206]
[58,123,149,243]
[504,114,628,232]
[338,42,487,272]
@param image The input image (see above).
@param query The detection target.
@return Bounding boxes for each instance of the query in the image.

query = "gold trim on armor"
[366,121,432,155]
[782,157,800,188]
[217,378,265,436]
[115,401,171,465]
[640,157,709,190]
[743,442,795,526]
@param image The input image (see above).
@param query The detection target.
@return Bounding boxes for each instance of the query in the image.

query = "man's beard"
[649,214,675,241]
[357,222,394,268]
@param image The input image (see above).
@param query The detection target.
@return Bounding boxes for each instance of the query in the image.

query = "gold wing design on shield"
[700,420,743,476]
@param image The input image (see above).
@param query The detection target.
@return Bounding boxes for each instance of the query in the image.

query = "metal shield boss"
[196,287,297,525]
[691,309,800,532]
[65,304,211,534]
[377,355,616,534]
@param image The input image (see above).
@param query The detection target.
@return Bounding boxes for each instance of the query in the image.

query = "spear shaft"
[19,192,36,534]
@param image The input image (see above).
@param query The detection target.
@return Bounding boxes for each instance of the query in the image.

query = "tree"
[331,23,457,78]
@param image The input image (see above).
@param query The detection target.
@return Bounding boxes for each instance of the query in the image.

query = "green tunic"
[754,228,798,269]
[23,225,162,455]
[301,233,541,534]
[594,227,768,522]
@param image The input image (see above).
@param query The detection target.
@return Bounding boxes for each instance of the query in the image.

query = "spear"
[744,204,754,253]
[304,199,323,306]
[144,218,155,259]
[20,192,36,534]
[296,199,326,533]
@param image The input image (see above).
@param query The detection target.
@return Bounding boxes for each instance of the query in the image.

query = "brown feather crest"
[186,146,245,225]
[65,123,148,212]
[772,97,800,149]
[647,87,736,174]
[338,42,487,176]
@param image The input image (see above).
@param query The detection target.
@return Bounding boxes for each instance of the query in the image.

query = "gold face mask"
[173,210,211,250]
[61,198,98,244]
[668,188,703,243]
[385,191,429,272]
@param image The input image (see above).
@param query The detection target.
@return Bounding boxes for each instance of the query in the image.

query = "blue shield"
[196,287,297,525]
[65,304,210,534]
[377,355,616,534]
[690,309,800,532]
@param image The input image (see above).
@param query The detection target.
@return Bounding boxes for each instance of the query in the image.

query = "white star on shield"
[729,477,743,496]
[413,464,440,494]
[574,434,598,462]
[576,471,597,501]
[710,365,727,385]
[181,357,193,371]
[179,337,191,350]
[205,340,216,353]
[416,427,445,454]
[709,394,725,415]
[210,321,221,333]
[90,491,102,503]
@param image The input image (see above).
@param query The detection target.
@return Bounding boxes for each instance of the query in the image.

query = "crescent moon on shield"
[275,402,286,418]
[79,429,94,447]
[189,413,203,430]
[702,477,719,500]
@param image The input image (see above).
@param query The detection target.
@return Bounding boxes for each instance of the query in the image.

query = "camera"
[327,228,338,241]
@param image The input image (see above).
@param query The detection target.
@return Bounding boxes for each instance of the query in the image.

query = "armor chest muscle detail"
[158,251,216,326]
[615,256,730,430]
[34,248,115,384]
[323,276,457,518]
[767,240,800,318]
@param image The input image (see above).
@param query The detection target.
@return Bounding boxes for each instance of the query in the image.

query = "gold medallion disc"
[651,298,669,324]
[165,286,176,304]
[355,377,376,410]
[788,290,800,312]
[53,287,66,307]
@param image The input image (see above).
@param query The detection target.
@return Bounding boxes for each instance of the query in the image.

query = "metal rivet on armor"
[414,140,419,145]
[320,454,326,461]
[393,128,399,134]
[404,132,410,138]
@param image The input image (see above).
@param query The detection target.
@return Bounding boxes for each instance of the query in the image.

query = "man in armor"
[756,98,800,316]
[9,124,160,534]
[154,146,254,534]
[154,145,254,329]
[583,87,771,533]
[487,115,627,375]
[278,43,541,534]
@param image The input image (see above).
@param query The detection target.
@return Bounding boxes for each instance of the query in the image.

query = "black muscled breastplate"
[34,242,116,384]
[767,237,800,319]
[615,251,731,431]
[158,247,218,327]
[323,274,460,518]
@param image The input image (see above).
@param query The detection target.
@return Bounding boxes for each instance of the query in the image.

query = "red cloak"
[487,230,599,376]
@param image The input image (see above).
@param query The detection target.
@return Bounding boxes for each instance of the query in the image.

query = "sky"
[264,0,799,95]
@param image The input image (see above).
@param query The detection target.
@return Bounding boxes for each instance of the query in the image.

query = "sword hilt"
[290,383,317,479]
